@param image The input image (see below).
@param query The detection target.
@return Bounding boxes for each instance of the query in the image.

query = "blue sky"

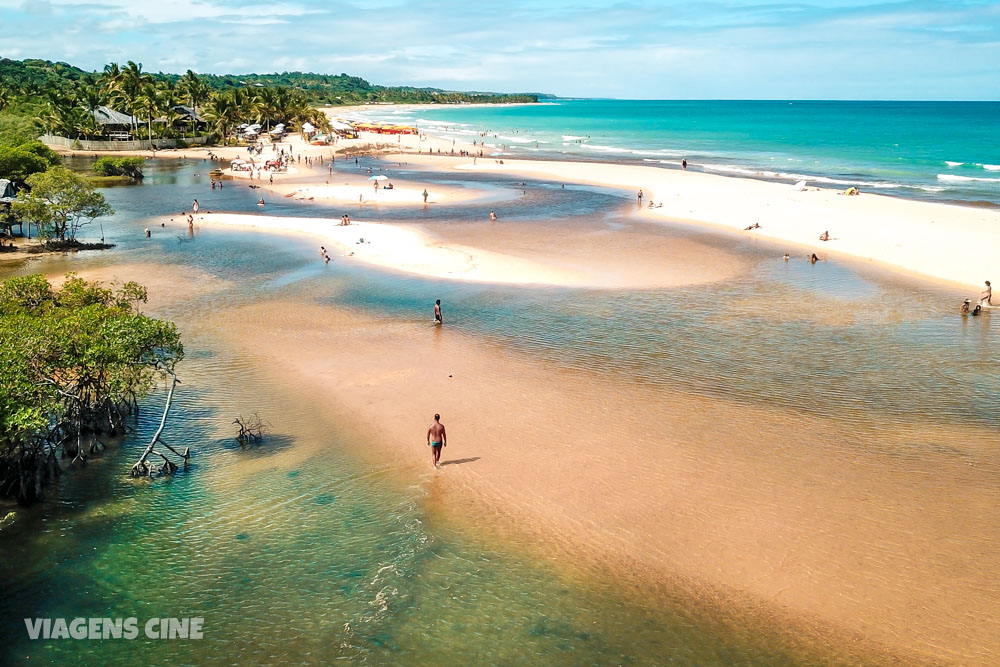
[2,1,999,99]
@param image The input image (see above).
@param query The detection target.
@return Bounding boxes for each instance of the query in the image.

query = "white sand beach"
[63,121,998,292]
[401,153,1000,292]
[188,212,744,289]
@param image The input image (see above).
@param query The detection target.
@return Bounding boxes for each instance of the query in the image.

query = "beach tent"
[329,120,353,131]
[301,122,315,133]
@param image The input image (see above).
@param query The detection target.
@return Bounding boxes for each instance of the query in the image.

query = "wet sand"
[403,154,1000,292]
[188,211,745,289]
[48,123,1000,295]
[200,297,1000,664]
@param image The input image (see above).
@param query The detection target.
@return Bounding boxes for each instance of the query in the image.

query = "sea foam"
[937,174,1000,183]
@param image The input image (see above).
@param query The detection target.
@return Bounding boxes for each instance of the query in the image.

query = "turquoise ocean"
[361,99,1000,205]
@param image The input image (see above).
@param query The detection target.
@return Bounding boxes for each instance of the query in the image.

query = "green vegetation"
[0,139,61,181]
[92,156,144,180]
[0,57,537,146]
[13,167,113,243]
[0,273,183,503]
[0,57,538,110]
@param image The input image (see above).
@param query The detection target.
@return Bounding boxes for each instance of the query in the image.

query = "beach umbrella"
[301,122,315,132]
[794,180,807,191]
[368,174,388,181]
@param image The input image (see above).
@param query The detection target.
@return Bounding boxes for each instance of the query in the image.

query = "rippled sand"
[198,296,1000,665]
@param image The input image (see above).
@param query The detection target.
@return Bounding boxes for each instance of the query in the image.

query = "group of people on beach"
[961,281,993,315]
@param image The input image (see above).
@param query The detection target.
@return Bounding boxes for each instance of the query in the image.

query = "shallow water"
[362,100,1000,205]
[1,158,997,664]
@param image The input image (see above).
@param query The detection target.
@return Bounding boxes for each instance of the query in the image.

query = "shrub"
[92,156,144,180]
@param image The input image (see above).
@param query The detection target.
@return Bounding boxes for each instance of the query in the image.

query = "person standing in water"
[981,280,993,306]
[423,189,429,203]
[192,199,199,214]
[426,414,447,467]
[637,189,643,205]
[434,299,442,324]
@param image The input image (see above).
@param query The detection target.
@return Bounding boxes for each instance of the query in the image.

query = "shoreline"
[47,127,1000,293]
[400,152,1000,292]
[186,211,745,289]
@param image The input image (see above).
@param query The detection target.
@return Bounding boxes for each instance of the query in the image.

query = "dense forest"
[0,57,538,147]
[0,58,539,107]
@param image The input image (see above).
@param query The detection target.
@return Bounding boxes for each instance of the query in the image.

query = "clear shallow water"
[1,159,998,664]
[359,99,1000,205]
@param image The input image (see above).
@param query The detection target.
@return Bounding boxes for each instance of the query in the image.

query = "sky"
[1,0,999,99]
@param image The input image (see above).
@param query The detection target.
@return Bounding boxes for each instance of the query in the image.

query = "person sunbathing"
[819,231,830,241]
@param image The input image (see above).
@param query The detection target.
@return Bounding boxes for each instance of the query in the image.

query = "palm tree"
[180,70,210,118]
[254,87,279,131]
[204,92,237,145]
[113,61,152,137]
[158,87,181,137]
[76,75,104,139]
[136,83,162,140]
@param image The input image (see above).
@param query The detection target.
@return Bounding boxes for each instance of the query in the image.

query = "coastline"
[49,125,1000,293]
[401,152,1000,292]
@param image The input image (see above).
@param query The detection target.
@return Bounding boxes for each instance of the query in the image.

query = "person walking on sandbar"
[427,414,447,467]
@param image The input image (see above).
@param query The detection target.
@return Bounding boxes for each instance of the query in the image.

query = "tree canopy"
[0,273,183,503]
[13,166,113,242]
[0,57,540,143]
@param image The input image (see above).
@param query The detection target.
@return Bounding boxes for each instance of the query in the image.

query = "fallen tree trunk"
[130,373,187,477]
